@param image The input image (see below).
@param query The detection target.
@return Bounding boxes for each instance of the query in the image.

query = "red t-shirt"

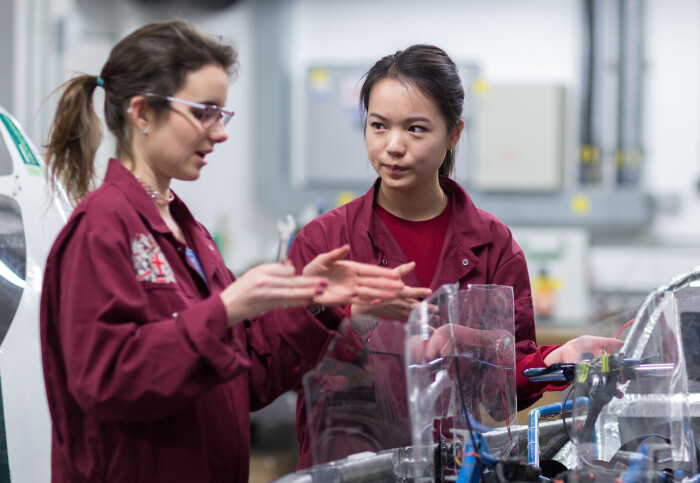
[374,199,452,288]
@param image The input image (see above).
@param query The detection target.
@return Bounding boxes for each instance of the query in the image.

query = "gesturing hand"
[350,262,432,321]
[302,245,405,306]
[220,262,328,326]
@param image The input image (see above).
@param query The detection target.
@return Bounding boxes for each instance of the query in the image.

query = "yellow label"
[578,362,590,383]
[600,354,609,375]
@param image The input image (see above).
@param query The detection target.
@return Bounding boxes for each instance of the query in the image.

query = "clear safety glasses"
[144,93,235,129]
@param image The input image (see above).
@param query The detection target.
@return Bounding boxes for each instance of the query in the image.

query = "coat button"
[381,259,388,266]
[462,259,469,266]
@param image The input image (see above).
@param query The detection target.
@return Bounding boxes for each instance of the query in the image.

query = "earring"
[140,127,148,135]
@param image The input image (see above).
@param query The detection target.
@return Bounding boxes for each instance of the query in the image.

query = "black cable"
[453,352,483,473]
[561,382,577,443]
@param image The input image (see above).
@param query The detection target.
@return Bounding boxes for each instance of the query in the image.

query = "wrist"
[543,346,562,366]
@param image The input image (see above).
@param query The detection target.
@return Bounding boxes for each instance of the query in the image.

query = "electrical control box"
[472,83,565,192]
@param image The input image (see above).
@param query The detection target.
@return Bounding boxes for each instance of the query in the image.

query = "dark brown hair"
[359,44,464,177]
[44,19,238,204]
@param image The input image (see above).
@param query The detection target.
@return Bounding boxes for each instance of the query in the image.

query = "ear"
[126,96,151,134]
[448,119,465,150]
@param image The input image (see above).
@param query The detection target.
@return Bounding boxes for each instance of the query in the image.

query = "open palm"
[302,245,404,306]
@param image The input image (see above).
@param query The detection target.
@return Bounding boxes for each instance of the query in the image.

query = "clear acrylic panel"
[405,283,517,482]
[570,289,697,478]
[303,316,411,466]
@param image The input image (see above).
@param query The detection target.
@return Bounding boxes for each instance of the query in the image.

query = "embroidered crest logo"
[131,233,176,284]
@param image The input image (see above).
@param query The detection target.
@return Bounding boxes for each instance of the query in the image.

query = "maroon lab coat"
[289,176,564,469]
[40,159,339,482]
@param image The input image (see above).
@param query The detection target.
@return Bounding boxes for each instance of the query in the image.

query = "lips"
[195,151,209,166]
[384,164,407,174]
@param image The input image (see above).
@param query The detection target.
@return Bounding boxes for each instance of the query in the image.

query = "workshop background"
[2,0,699,481]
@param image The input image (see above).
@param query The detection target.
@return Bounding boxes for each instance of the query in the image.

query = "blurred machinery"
[275,269,700,482]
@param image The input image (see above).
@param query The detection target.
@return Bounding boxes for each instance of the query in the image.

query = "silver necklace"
[135,176,174,206]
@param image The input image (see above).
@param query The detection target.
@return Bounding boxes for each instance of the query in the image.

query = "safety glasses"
[144,93,234,129]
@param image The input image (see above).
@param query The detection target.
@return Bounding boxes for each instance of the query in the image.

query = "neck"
[376,180,447,221]
[124,155,171,194]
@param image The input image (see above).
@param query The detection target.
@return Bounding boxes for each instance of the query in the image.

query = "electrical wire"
[453,349,483,475]
[561,382,577,443]
[615,319,634,339]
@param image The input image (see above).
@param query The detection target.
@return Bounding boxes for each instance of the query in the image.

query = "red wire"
[614,319,634,339]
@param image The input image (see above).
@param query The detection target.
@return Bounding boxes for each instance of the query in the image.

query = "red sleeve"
[245,306,340,411]
[487,239,569,409]
[56,213,250,423]
[515,344,569,410]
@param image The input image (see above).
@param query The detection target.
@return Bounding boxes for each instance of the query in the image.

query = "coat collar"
[360,176,495,290]
[361,176,494,250]
[102,159,222,290]
[103,158,195,236]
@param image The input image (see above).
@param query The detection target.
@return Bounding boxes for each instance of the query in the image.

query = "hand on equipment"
[543,335,624,366]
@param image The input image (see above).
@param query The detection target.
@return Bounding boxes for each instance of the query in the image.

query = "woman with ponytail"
[40,20,404,482]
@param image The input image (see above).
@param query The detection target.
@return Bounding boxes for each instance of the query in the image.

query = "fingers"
[426,331,452,359]
[353,280,407,299]
[338,260,402,280]
[353,273,405,292]
[393,261,416,278]
[311,245,351,267]
[248,262,296,277]
[268,287,326,306]
[399,285,432,299]
[578,335,625,355]
[591,336,624,353]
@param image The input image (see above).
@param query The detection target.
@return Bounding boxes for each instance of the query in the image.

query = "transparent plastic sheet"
[405,284,517,482]
[660,266,700,466]
[303,316,413,469]
[570,289,697,479]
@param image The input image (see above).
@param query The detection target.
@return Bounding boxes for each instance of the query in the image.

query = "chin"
[179,170,201,182]
[379,175,412,189]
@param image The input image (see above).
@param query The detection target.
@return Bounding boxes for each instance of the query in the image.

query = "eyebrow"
[368,112,432,124]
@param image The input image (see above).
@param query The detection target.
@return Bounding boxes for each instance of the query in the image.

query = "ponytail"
[45,75,103,205]
[439,149,456,177]
[45,20,237,205]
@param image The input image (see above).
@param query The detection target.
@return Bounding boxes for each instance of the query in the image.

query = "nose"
[385,129,405,157]
[208,120,229,144]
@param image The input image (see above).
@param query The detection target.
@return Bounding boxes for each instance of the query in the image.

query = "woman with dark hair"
[40,19,405,482]
[289,44,622,468]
